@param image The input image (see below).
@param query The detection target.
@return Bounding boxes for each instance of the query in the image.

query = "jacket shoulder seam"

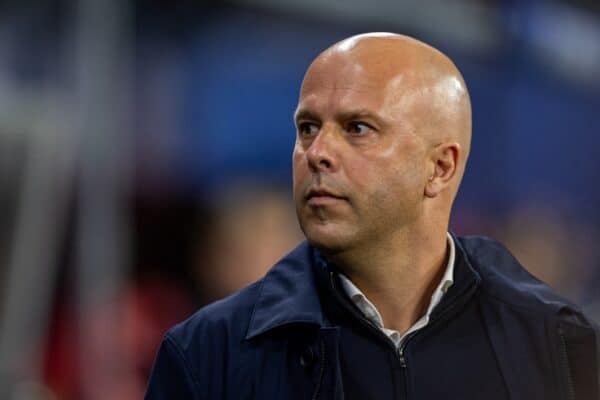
[460,235,576,319]
[480,284,592,331]
[478,286,561,318]
[164,333,203,396]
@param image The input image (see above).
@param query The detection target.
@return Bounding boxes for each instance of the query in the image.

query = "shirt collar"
[245,233,479,341]
[338,232,456,330]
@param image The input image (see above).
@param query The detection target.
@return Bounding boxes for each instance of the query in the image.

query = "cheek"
[362,145,427,196]
[386,137,428,182]
[292,148,307,191]
[292,146,302,167]
[344,156,372,187]
[292,149,302,174]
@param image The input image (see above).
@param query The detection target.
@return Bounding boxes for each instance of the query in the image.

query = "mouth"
[305,188,347,206]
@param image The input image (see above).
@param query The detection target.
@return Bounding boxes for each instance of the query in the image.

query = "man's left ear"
[425,142,460,198]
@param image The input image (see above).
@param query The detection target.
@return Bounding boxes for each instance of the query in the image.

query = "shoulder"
[455,235,599,398]
[456,235,591,325]
[166,240,318,347]
[145,281,265,398]
[166,279,264,353]
[156,280,265,392]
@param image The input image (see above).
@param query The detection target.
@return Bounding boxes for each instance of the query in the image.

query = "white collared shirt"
[338,233,455,349]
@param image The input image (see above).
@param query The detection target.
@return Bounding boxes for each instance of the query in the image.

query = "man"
[146,33,599,399]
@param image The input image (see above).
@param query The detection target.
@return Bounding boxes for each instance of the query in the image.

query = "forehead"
[299,56,385,105]
[297,52,415,117]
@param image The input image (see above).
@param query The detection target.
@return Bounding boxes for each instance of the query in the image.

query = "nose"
[306,128,339,173]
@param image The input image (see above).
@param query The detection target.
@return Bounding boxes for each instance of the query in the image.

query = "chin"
[300,221,354,255]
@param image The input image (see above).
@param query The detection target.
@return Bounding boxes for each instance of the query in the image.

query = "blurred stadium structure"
[0,0,598,398]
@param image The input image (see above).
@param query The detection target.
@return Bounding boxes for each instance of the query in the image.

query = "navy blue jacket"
[146,235,599,399]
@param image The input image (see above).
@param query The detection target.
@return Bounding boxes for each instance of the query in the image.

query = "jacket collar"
[245,241,325,339]
[246,233,481,340]
[430,232,481,319]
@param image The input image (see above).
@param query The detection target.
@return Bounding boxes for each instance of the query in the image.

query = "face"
[293,52,430,255]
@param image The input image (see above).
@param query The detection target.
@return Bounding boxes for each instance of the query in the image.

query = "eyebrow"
[294,109,319,124]
[294,108,386,127]
[338,109,384,125]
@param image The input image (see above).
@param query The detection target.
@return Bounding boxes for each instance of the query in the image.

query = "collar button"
[300,346,315,369]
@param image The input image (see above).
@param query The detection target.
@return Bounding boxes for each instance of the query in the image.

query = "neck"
[327,225,449,335]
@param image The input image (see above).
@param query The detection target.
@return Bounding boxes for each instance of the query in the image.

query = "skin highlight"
[292,33,472,335]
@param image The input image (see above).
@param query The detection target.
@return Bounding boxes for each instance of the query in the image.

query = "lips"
[305,188,346,205]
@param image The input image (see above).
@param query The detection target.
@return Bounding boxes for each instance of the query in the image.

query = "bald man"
[146,34,599,400]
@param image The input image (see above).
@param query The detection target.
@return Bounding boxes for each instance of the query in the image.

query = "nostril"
[319,159,331,168]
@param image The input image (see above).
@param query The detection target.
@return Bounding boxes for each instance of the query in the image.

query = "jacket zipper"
[330,271,478,365]
[329,272,400,354]
[328,271,478,399]
[328,271,406,399]
[558,328,575,400]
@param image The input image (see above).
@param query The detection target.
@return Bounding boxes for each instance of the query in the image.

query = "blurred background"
[0,0,599,398]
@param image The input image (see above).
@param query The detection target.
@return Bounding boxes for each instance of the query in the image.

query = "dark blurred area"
[0,0,598,398]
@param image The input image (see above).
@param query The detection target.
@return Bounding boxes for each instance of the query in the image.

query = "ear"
[425,142,460,198]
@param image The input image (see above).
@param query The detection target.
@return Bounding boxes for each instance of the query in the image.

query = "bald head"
[293,33,472,256]
[293,33,472,285]
[301,33,472,190]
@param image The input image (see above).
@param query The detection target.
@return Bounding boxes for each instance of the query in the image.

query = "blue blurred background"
[0,0,598,398]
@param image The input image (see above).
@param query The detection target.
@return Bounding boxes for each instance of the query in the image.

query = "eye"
[346,121,372,135]
[297,122,319,137]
